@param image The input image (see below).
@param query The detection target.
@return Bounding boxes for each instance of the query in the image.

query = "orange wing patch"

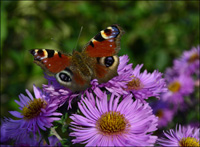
[86,39,116,57]
[42,54,71,73]
[84,24,124,57]
[30,49,71,74]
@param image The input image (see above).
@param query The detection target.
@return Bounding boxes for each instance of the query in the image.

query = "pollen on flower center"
[188,53,199,63]
[126,77,142,90]
[22,98,47,120]
[179,137,200,147]
[96,111,129,135]
[168,81,181,93]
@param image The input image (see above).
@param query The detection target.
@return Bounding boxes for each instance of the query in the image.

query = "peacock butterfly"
[30,24,125,92]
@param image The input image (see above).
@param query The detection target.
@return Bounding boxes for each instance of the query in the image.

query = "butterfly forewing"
[30,49,71,74]
[83,24,125,57]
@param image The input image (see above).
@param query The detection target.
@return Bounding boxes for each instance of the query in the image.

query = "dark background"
[1,1,199,118]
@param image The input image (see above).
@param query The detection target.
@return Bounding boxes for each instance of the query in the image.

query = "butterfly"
[30,24,125,92]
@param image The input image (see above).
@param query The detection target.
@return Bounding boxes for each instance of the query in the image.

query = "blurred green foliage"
[1,1,199,117]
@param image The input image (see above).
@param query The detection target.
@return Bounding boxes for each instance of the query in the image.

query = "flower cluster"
[150,46,199,129]
[1,46,199,146]
[162,46,199,106]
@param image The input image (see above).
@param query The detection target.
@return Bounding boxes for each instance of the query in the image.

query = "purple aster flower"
[161,74,194,104]
[164,67,179,83]
[125,64,167,101]
[1,118,62,146]
[70,92,158,146]
[1,118,39,145]
[43,74,79,108]
[0,119,9,143]
[43,55,133,108]
[189,122,200,128]
[174,46,200,76]
[157,125,200,146]
[151,100,175,128]
[3,85,62,143]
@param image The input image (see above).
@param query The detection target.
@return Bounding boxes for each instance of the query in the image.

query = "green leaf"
[61,123,68,133]
[55,112,68,124]
[60,138,71,146]
[40,128,50,145]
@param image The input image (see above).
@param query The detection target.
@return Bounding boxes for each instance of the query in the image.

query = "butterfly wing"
[83,24,125,83]
[83,24,125,57]
[30,49,71,74]
[30,49,91,92]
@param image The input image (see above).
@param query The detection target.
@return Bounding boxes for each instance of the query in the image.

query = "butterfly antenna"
[73,26,83,52]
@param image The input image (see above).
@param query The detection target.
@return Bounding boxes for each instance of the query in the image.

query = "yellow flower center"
[179,137,200,147]
[156,109,163,118]
[188,53,199,63]
[126,77,142,90]
[96,111,129,135]
[168,81,181,93]
[22,98,47,120]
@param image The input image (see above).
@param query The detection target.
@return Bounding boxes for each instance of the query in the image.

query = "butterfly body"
[30,24,124,92]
